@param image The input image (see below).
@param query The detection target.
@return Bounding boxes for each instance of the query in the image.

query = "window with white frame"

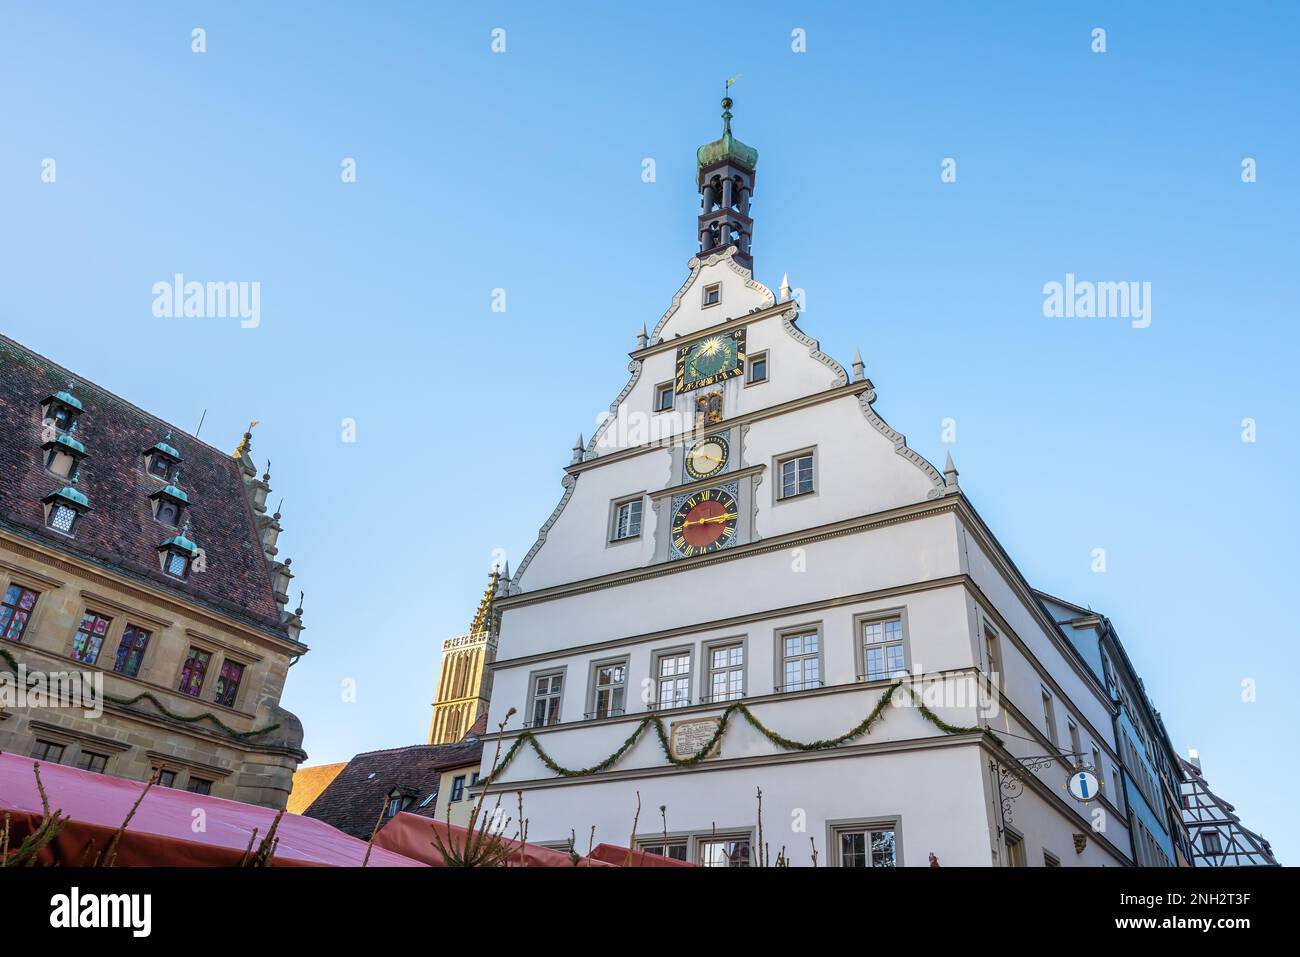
[780,629,821,692]
[706,642,744,702]
[1068,720,1081,761]
[777,451,815,499]
[590,660,627,718]
[529,671,564,727]
[654,382,674,413]
[833,823,898,868]
[611,497,643,541]
[861,617,906,681]
[702,282,721,307]
[1004,831,1027,867]
[638,839,688,862]
[746,351,768,384]
[655,651,692,709]
[983,625,1000,679]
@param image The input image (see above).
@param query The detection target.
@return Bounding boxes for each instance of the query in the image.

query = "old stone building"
[0,334,307,809]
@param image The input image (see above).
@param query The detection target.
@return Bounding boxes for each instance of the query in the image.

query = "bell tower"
[696,96,759,267]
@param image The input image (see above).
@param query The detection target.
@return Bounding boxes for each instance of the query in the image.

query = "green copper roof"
[152,484,189,504]
[160,532,197,554]
[152,439,181,460]
[50,389,83,411]
[48,485,90,509]
[696,97,758,173]
[54,433,86,455]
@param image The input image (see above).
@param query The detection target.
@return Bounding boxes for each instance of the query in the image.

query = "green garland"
[490,680,1002,780]
[1,648,279,741]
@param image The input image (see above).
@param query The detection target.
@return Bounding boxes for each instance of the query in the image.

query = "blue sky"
[2,2,1296,861]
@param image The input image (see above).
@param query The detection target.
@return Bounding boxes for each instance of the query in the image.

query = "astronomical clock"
[675,329,745,393]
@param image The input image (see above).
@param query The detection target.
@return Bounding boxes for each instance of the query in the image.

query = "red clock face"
[671,489,739,557]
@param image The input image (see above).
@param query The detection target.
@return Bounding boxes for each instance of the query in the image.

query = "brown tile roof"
[0,334,289,637]
[286,762,348,815]
[302,736,484,840]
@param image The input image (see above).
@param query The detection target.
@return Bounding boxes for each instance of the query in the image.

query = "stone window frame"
[826,816,904,868]
[700,635,747,704]
[853,607,912,683]
[607,493,646,546]
[651,645,695,711]
[0,566,57,644]
[772,446,818,504]
[653,381,675,414]
[773,620,825,694]
[526,666,567,728]
[701,282,722,309]
[585,654,630,720]
[695,826,755,867]
[745,350,769,386]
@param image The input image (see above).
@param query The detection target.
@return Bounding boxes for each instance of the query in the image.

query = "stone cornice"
[631,299,794,362]
[0,529,306,658]
[497,497,961,611]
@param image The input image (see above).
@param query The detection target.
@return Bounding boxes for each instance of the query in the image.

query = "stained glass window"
[49,503,78,533]
[214,659,244,708]
[1,584,40,642]
[863,618,907,681]
[178,647,211,697]
[71,611,112,665]
[113,624,151,678]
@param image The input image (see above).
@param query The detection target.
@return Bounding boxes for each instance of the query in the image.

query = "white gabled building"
[476,98,1136,867]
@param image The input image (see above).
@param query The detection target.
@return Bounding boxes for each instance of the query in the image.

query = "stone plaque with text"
[669,717,722,761]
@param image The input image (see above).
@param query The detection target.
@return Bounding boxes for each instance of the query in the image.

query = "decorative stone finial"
[943,452,960,490]
[779,273,792,303]
[852,349,865,383]
[571,434,585,465]
[637,324,648,350]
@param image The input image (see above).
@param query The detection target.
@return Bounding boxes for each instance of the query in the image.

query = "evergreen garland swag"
[490,679,1002,780]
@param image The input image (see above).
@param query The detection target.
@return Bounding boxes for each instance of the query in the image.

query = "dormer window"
[144,434,182,482]
[158,524,198,579]
[42,426,87,478]
[149,476,190,529]
[42,482,91,536]
[386,787,415,818]
[40,384,83,433]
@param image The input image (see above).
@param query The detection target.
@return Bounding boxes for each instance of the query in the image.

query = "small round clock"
[671,488,739,557]
[685,434,729,480]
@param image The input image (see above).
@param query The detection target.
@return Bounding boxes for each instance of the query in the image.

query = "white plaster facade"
[479,246,1135,867]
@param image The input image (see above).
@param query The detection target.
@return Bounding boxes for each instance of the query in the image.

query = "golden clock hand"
[682,512,738,528]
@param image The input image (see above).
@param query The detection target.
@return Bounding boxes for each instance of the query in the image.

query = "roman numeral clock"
[651,429,757,564]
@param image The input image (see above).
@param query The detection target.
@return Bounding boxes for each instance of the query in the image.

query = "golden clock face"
[671,488,739,557]
[675,329,746,393]
[685,435,729,480]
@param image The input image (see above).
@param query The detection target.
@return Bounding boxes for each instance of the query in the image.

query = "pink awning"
[0,752,424,867]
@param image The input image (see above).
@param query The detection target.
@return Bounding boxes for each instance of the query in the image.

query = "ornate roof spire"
[696,91,759,268]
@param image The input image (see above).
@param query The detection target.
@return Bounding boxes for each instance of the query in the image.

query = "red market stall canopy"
[0,752,424,867]
[373,812,695,867]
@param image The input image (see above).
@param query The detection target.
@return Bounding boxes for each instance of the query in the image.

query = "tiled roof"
[0,335,287,636]
[302,736,484,840]
[286,762,348,815]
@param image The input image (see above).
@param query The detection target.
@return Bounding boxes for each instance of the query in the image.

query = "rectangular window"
[186,777,213,795]
[698,835,750,867]
[654,382,674,413]
[779,629,821,692]
[777,452,814,499]
[154,768,177,788]
[862,617,906,681]
[591,660,627,718]
[1041,689,1058,745]
[1201,831,1222,855]
[1005,832,1027,867]
[639,840,688,862]
[702,283,721,307]
[214,659,245,708]
[655,651,692,709]
[177,647,212,698]
[1091,745,1103,777]
[746,351,768,384]
[707,642,745,702]
[113,624,151,678]
[983,626,1000,679]
[1111,768,1123,811]
[70,611,112,665]
[31,740,65,763]
[611,498,643,541]
[1068,720,1081,762]
[1,584,40,642]
[450,775,466,802]
[836,826,898,868]
[530,671,564,727]
[75,751,109,774]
